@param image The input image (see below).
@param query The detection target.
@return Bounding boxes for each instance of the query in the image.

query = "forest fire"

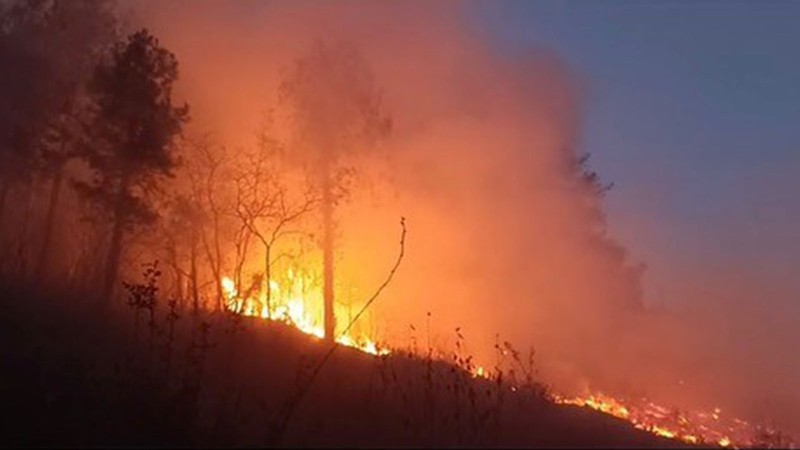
[217,269,787,449]
[220,274,390,356]
[553,391,792,448]
[2,0,798,446]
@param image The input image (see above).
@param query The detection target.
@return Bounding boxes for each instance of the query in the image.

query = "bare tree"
[279,40,391,341]
[230,127,318,317]
[159,194,203,312]
[184,135,231,311]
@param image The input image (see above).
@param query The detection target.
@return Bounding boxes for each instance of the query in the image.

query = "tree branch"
[269,217,407,443]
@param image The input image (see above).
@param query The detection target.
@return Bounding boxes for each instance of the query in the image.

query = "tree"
[0,0,59,216]
[0,0,117,276]
[231,125,318,318]
[279,40,391,341]
[160,194,204,312]
[565,150,644,311]
[77,29,189,303]
[34,0,118,279]
[184,136,229,311]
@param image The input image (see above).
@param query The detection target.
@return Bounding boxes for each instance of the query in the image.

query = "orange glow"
[219,271,779,449]
[127,3,800,443]
[549,391,787,448]
[220,273,389,356]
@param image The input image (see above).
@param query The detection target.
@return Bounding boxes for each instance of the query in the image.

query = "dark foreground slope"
[0,279,688,448]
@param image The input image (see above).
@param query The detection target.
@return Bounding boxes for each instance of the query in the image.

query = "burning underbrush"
[215,268,793,449]
[0,274,681,448]
[552,392,792,449]
[0,255,791,447]
[220,274,389,356]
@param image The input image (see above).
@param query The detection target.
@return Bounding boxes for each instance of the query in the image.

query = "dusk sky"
[478,0,800,306]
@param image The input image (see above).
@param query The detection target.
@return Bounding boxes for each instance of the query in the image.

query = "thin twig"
[270,217,407,443]
[338,217,406,338]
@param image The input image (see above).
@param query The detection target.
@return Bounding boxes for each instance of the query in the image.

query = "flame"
[219,275,790,448]
[220,274,389,356]
[551,391,795,448]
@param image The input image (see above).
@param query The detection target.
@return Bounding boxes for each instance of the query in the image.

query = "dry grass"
[0,273,685,448]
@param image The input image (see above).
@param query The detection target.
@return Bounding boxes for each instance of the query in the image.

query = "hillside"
[0,279,689,448]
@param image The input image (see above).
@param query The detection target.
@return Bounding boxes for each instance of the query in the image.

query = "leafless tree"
[230,124,319,317]
[184,135,230,311]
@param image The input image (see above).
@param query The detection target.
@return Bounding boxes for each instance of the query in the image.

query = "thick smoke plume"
[128,0,797,435]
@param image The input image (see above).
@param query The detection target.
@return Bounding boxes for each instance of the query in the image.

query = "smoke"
[127,0,797,436]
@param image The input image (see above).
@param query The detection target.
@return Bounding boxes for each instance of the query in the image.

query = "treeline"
[0,0,639,336]
[0,0,117,282]
[1,1,210,304]
[0,1,393,343]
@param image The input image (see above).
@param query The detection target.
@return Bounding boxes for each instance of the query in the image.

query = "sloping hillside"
[0,279,688,448]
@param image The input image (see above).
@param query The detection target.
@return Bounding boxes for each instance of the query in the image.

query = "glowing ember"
[553,391,793,448]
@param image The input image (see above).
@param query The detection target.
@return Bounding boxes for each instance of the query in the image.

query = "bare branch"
[269,217,407,443]
[338,216,406,338]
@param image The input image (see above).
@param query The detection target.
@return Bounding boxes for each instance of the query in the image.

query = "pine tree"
[77,29,189,302]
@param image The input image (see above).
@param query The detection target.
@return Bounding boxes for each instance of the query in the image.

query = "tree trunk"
[322,169,335,342]
[101,211,125,303]
[190,235,199,314]
[15,182,36,276]
[0,178,9,224]
[36,167,64,279]
[233,230,252,313]
[264,243,272,319]
[201,227,223,311]
[207,209,224,311]
[168,240,183,304]
[101,177,129,304]
[0,179,10,271]
[175,267,184,305]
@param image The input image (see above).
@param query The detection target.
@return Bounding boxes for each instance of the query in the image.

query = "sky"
[476,0,800,306]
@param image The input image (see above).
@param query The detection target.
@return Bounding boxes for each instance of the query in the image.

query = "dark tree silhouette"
[0,0,57,216]
[77,29,189,303]
[33,0,117,279]
[184,136,230,311]
[566,150,645,311]
[160,194,204,312]
[279,40,391,341]
[0,0,116,276]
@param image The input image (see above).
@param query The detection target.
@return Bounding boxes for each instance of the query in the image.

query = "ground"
[0,278,692,448]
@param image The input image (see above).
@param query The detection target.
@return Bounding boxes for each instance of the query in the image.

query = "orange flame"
[220,275,790,449]
[551,391,793,448]
[220,273,389,355]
